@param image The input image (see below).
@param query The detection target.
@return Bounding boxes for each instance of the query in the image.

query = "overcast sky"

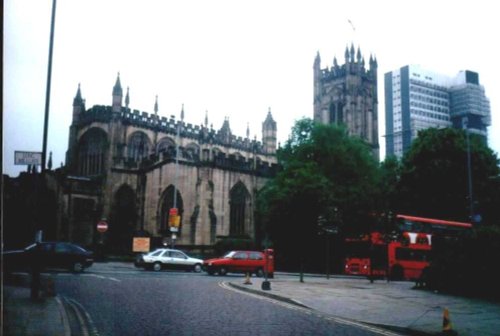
[4,0,500,177]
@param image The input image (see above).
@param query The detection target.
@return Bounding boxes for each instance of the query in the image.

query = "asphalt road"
[52,262,398,336]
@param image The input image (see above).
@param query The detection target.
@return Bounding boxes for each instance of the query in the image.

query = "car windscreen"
[223,251,236,258]
[69,244,87,253]
[149,250,165,257]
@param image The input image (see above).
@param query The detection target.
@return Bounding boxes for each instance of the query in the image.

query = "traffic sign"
[97,220,108,233]
[15,151,42,165]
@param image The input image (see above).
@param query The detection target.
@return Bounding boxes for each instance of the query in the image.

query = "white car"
[136,248,203,272]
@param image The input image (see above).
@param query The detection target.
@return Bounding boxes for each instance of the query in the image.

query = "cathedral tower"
[313,44,379,160]
[262,108,277,154]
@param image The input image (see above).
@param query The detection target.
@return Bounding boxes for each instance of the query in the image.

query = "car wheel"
[193,264,202,273]
[153,262,162,272]
[72,262,84,273]
[255,268,264,278]
[218,267,227,276]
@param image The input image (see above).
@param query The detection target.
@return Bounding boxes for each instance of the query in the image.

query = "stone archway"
[109,185,137,254]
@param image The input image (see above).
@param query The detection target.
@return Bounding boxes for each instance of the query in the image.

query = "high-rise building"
[385,65,491,158]
[313,44,379,160]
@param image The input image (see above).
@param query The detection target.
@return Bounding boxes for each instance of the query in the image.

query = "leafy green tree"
[257,118,380,270]
[397,128,500,224]
[375,155,402,231]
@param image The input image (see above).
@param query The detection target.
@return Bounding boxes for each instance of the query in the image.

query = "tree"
[397,128,500,224]
[257,118,380,270]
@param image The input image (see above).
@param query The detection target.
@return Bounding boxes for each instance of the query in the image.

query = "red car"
[203,249,274,278]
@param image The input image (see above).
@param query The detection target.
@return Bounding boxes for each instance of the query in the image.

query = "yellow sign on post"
[169,215,180,228]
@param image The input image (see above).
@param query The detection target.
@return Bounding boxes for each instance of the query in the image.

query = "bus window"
[395,247,431,262]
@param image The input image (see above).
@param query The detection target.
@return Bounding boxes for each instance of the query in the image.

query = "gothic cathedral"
[63,74,278,252]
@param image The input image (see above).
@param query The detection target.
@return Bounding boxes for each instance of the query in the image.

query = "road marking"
[219,282,404,336]
[55,297,71,336]
[65,297,100,336]
[82,274,122,282]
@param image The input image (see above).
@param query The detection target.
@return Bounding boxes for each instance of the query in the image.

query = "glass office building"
[384,65,490,158]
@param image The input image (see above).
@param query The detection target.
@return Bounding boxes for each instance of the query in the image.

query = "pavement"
[3,269,500,336]
[229,273,500,336]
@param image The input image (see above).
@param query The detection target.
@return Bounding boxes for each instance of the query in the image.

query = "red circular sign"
[97,221,108,233]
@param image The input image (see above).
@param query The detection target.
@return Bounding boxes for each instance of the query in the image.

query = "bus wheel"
[390,265,404,281]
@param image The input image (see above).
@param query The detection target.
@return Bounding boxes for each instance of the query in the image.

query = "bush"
[427,225,500,300]
[213,236,255,256]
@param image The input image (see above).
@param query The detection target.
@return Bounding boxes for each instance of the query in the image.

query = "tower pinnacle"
[154,95,158,115]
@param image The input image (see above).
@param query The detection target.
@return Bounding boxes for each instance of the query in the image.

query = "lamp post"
[170,111,182,248]
[42,0,57,173]
[463,117,474,223]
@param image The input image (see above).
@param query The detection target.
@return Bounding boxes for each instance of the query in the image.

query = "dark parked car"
[2,242,94,273]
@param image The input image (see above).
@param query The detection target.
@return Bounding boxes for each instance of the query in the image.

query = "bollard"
[442,308,457,335]
[44,276,56,297]
[244,272,252,285]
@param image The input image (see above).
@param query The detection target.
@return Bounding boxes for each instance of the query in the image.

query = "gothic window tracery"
[157,137,175,154]
[128,132,151,162]
[77,128,108,176]
[184,143,200,161]
[229,181,250,236]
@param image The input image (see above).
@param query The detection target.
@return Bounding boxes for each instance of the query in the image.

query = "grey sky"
[4,0,500,177]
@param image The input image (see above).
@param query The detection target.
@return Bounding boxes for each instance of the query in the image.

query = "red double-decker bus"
[344,214,472,280]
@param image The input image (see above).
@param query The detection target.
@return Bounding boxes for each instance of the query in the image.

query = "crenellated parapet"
[316,46,377,84]
[76,104,270,155]
[68,75,278,179]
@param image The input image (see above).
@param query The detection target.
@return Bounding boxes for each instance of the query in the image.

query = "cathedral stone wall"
[62,75,278,251]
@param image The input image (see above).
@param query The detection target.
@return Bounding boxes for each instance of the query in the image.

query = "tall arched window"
[128,132,150,162]
[229,181,250,236]
[77,128,108,176]
[157,137,176,155]
[184,143,200,161]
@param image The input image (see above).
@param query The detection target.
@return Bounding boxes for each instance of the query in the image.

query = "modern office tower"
[385,65,491,158]
[449,71,491,137]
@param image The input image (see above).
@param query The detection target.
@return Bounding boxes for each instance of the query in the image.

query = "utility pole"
[42,0,57,172]
[463,117,474,223]
[169,108,183,248]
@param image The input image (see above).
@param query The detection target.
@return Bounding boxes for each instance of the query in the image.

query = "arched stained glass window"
[77,128,108,176]
[157,137,176,155]
[229,181,250,236]
[128,132,150,162]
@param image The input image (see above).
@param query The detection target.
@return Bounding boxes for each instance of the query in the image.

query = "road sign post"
[168,208,180,248]
[97,220,108,233]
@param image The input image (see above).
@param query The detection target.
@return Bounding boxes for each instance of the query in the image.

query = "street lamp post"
[170,112,182,248]
[42,0,57,173]
[463,117,474,222]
